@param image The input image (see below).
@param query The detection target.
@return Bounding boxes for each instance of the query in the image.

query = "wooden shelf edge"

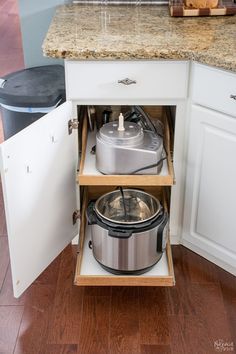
[74,275,175,287]
[77,174,174,186]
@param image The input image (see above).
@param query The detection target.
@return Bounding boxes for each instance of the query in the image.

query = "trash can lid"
[0,65,65,107]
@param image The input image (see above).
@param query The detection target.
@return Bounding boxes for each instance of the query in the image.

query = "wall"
[18,0,68,68]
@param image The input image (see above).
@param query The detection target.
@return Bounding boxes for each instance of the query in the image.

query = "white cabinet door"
[182,105,236,275]
[0,101,79,297]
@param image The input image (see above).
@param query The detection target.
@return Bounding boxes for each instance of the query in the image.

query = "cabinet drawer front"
[192,63,236,118]
[65,61,189,103]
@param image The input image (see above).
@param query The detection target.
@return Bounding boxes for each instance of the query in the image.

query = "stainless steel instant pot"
[86,189,168,275]
[96,119,164,175]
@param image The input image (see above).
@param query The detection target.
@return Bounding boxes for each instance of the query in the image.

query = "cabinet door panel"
[0,101,78,297]
[183,105,236,274]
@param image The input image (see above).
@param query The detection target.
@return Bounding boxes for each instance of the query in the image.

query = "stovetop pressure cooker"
[86,189,169,275]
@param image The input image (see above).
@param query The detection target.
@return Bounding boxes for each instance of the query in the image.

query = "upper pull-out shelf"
[77,107,175,186]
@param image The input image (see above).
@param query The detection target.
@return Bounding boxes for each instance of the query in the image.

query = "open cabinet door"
[0,101,78,297]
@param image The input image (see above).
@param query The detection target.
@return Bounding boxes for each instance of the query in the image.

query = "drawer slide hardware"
[73,210,80,225]
[230,94,236,100]
[68,119,79,135]
[118,78,137,86]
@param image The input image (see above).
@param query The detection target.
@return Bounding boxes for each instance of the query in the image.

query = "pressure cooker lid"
[98,121,144,146]
[95,189,161,225]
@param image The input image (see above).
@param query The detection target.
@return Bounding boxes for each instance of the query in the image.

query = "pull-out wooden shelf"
[77,107,175,186]
[74,188,175,287]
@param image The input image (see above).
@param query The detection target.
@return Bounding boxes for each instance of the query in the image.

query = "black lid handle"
[156,212,168,253]
[86,202,97,225]
[108,229,133,239]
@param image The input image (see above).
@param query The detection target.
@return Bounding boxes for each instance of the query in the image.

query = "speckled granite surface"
[43,4,236,72]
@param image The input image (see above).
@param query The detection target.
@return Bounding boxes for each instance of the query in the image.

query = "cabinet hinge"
[68,119,79,135]
[72,210,80,225]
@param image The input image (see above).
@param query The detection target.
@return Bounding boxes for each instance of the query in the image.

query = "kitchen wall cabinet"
[182,63,236,275]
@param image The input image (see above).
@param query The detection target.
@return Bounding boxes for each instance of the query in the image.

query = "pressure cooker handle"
[156,212,168,253]
[86,202,97,225]
[108,229,133,239]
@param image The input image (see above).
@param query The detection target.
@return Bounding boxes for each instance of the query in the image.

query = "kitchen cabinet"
[1,61,189,298]
[2,60,234,299]
[182,63,236,275]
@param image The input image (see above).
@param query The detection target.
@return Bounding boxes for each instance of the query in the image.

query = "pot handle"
[108,229,133,239]
[156,212,168,253]
[86,202,97,225]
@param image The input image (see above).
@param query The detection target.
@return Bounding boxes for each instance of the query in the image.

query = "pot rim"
[94,189,162,225]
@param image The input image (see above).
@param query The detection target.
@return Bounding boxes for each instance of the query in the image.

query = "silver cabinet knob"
[230,94,236,100]
[118,78,137,85]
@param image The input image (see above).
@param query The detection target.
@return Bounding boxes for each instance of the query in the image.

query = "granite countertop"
[42,4,236,72]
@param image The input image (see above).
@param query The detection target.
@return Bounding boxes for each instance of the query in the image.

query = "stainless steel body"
[96,121,164,175]
[86,189,169,274]
[90,222,168,272]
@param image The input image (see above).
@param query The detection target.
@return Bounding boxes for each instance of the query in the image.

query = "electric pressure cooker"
[86,189,168,275]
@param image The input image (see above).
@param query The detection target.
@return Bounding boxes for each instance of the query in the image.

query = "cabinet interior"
[77,105,176,186]
[74,105,176,286]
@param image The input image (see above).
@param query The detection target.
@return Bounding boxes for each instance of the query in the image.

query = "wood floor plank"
[14,256,61,354]
[169,315,214,354]
[0,0,24,78]
[0,305,24,354]
[139,287,171,315]
[186,283,233,342]
[0,237,9,289]
[139,312,170,345]
[83,286,111,297]
[41,344,78,354]
[141,344,171,354]
[78,296,110,354]
[0,265,26,306]
[47,246,84,344]
[185,248,219,284]
[109,287,140,354]
[217,268,236,346]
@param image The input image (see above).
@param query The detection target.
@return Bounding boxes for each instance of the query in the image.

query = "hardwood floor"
[0,1,236,354]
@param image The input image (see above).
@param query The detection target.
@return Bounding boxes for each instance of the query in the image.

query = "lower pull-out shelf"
[74,225,175,286]
[74,189,175,287]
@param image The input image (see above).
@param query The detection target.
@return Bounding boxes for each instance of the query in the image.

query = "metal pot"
[86,189,168,275]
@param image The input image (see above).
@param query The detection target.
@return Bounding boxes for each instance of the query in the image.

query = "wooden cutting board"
[169,0,236,16]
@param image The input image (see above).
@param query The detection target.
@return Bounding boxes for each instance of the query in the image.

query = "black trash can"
[0,65,65,140]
